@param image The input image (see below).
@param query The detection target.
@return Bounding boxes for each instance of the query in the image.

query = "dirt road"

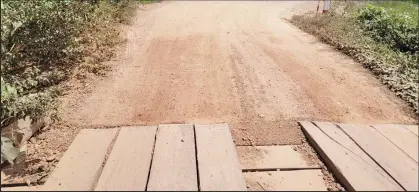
[62,1,415,145]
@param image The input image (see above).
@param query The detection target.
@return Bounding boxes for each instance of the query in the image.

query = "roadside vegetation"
[0,0,147,165]
[291,1,418,114]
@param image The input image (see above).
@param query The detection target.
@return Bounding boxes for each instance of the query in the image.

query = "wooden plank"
[403,125,418,136]
[299,121,402,191]
[340,123,418,191]
[195,124,247,191]
[244,170,328,191]
[372,124,418,162]
[43,129,118,191]
[94,126,157,191]
[147,124,197,191]
[1,186,40,191]
[237,145,319,170]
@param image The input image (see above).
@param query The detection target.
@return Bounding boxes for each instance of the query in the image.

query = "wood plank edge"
[403,125,419,136]
[94,126,158,191]
[1,185,41,191]
[370,125,418,164]
[402,125,418,137]
[144,126,159,191]
[158,123,194,127]
[146,124,198,190]
[195,124,247,190]
[373,124,418,138]
[297,121,354,191]
[242,167,321,172]
[91,128,121,190]
[337,124,408,191]
[192,125,201,191]
[1,182,44,188]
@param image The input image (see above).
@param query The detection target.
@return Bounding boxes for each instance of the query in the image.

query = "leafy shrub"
[1,0,138,128]
[356,4,419,54]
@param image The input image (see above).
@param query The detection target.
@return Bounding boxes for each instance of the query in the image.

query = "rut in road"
[61,1,415,145]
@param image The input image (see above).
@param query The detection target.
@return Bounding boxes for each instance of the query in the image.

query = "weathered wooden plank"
[237,145,319,170]
[244,170,328,191]
[147,124,197,191]
[340,123,418,191]
[195,124,247,191]
[1,186,40,191]
[372,124,418,162]
[403,125,418,136]
[299,121,402,191]
[43,129,118,191]
[94,126,157,191]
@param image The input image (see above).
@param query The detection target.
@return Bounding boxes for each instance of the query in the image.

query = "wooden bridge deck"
[40,124,246,191]
[299,121,418,191]
[9,121,416,191]
[3,123,333,191]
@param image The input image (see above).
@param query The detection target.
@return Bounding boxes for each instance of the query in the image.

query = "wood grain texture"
[299,121,402,191]
[94,126,157,191]
[340,123,418,191]
[372,124,418,162]
[237,145,319,170]
[244,170,328,191]
[147,124,197,191]
[195,124,247,191]
[403,125,418,136]
[43,129,118,191]
[1,186,40,191]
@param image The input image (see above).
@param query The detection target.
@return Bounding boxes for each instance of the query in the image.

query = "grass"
[139,0,161,4]
[374,0,418,13]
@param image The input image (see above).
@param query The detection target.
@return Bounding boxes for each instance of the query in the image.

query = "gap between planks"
[195,124,247,191]
[95,126,158,191]
[91,128,122,190]
[144,126,159,191]
[237,145,321,171]
[242,167,321,172]
[299,121,403,191]
[193,125,201,191]
[338,123,418,191]
[147,124,198,190]
[42,129,119,191]
[41,124,248,191]
[370,124,418,163]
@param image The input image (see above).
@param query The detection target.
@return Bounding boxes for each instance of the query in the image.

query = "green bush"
[356,4,419,54]
[1,0,138,127]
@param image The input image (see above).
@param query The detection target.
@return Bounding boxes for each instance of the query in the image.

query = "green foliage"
[1,0,138,128]
[356,4,419,54]
[1,136,19,165]
[1,77,17,103]
[139,0,161,4]
[291,1,418,114]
